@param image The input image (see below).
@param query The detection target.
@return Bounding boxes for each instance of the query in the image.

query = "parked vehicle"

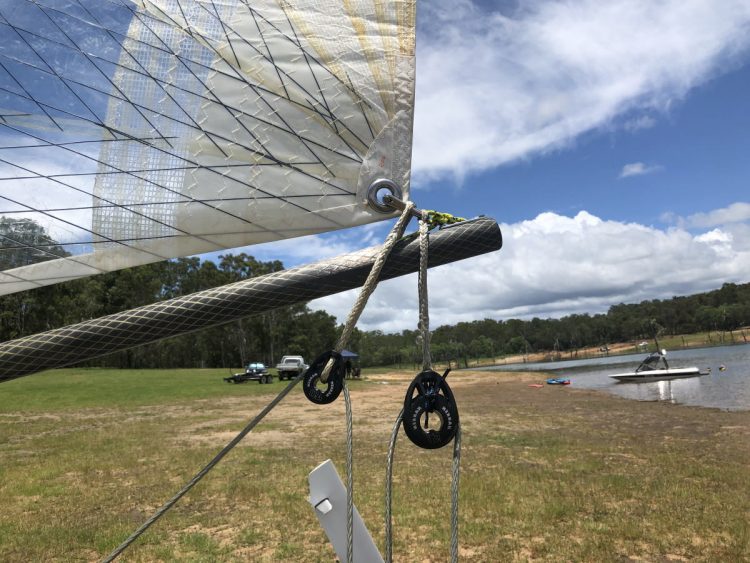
[275,355,308,380]
[341,350,360,378]
[224,362,273,384]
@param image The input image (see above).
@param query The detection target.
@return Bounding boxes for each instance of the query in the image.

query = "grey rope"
[344,384,354,563]
[101,374,304,562]
[321,201,416,383]
[384,408,404,563]
[450,425,462,562]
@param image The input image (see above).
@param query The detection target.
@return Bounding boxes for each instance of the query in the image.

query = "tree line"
[355,281,750,367]
[1,217,749,369]
[0,218,338,369]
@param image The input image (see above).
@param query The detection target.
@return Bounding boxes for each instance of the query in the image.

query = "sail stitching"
[243,0,377,148]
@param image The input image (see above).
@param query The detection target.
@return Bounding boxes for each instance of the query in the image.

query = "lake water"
[473,343,750,411]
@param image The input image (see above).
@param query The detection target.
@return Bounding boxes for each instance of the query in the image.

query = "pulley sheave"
[402,369,459,449]
[303,351,345,405]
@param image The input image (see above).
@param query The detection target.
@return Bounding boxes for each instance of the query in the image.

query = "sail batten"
[0,0,416,295]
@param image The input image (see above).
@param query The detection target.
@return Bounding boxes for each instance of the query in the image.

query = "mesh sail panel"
[0,0,416,294]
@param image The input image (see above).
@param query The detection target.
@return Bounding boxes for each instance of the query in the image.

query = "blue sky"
[2,0,748,333]
[273,0,750,332]
[426,62,750,227]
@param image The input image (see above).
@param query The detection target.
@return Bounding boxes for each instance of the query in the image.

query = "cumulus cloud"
[0,141,95,246]
[310,209,750,332]
[203,221,388,266]
[412,0,750,183]
[619,162,663,178]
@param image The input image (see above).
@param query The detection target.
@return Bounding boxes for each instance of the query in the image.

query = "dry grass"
[0,369,748,561]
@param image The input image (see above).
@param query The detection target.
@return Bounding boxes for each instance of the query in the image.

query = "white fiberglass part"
[0,0,416,295]
[309,459,384,563]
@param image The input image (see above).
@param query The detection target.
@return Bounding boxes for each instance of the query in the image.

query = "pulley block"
[402,369,459,449]
[303,350,345,405]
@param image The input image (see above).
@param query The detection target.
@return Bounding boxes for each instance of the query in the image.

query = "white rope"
[319,202,415,562]
[384,215,462,562]
[417,216,432,371]
[321,201,416,383]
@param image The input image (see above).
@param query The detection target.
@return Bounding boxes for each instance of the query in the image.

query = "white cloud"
[619,162,663,178]
[412,0,750,183]
[310,209,750,332]
[623,115,658,132]
[207,221,392,267]
[0,142,95,247]
[683,202,750,228]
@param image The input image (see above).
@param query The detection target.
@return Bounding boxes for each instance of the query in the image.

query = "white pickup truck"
[275,355,309,380]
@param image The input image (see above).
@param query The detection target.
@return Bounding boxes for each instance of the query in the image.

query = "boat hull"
[609,367,705,383]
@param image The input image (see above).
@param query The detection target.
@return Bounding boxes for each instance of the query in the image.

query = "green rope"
[422,210,466,230]
[399,210,466,244]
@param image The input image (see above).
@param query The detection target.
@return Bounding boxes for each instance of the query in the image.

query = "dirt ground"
[177,369,750,450]
[3,369,748,561]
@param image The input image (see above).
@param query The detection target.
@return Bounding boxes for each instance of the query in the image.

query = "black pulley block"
[402,369,459,449]
[303,350,345,405]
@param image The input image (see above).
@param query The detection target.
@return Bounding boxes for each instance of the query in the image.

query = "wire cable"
[101,373,304,562]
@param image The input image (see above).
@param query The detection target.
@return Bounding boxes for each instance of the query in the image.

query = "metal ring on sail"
[0,0,417,295]
[367,179,403,214]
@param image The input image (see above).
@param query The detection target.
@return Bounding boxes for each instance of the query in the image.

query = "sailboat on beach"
[0,0,501,378]
[1,2,502,560]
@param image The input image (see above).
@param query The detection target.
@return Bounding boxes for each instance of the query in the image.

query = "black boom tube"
[0,217,502,382]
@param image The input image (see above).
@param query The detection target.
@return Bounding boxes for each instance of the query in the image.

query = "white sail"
[0,0,416,294]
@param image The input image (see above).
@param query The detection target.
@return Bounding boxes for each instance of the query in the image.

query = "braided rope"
[418,216,432,371]
[384,215,462,562]
[423,210,466,229]
[322,201,416,383]
[450,424,462,562]
[344,384,354,563]
[100,202,465,563]
[318,202,415,562]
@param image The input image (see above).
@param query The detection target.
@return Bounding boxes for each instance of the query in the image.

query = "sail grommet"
[367,179,403,213]
[303,350,345,404]
[403,369,459,449]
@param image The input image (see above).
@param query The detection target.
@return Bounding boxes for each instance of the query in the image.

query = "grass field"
[1,368,748,562]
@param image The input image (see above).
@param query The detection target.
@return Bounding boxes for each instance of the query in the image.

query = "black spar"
[0,216,502,382]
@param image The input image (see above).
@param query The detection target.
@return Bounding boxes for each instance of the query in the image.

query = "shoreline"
[460,336,750,370]
[454,368,750,414]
